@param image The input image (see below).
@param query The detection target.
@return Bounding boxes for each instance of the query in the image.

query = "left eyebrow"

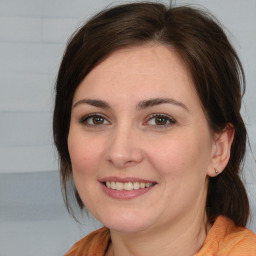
[72,99,111,109]
[137,98,189,112]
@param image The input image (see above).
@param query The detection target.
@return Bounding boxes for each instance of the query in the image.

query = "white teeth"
[110,181,116,189]
[115,182,124,190]
[105,181,153,190]
[133,182,140,190]
[124,182,133,190]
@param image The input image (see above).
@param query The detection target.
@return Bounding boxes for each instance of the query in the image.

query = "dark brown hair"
[53,2,249,226]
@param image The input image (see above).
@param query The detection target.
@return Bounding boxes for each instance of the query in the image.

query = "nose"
[106,125,143,169]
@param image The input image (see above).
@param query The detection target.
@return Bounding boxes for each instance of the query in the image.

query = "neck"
[106,211,210,256]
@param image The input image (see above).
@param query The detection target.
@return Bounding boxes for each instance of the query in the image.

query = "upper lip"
[99,176,157,184]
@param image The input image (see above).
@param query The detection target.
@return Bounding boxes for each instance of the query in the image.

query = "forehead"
[73,44,200,109]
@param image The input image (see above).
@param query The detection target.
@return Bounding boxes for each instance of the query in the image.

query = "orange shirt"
[65,216,256,256]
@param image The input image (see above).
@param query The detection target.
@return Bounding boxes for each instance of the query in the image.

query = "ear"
[207,124,235,177]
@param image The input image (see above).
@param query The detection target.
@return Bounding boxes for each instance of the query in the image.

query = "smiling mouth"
[104,181,155,190]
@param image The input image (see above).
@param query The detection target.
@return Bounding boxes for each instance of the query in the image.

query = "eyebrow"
[137,98,189,111]
[73,97,188,112]
[73,99,111,109]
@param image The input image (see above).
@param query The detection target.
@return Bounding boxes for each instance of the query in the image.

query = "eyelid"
[144,113,176,127]
[79,113,111,125]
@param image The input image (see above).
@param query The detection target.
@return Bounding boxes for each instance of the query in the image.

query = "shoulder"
[64,227,110,256]
[196,216,256,256]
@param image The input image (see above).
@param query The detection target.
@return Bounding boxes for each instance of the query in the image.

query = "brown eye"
[92,116,105,124]
[80,114,110,126]
[155,117,168,125]
[146,114,176,128]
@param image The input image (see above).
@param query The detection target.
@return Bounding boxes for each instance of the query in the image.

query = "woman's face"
[68,45,216,233]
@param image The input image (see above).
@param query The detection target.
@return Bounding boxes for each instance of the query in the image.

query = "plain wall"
[0,0,255,255]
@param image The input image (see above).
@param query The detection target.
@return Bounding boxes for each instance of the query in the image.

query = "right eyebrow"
[137,97,189,112]
[72,99,111,109]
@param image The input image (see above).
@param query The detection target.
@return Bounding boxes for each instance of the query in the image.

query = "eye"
[80,113,110,126]
[145,114,176,127]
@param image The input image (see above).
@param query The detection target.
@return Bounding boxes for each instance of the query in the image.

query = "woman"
[53,2,256,255]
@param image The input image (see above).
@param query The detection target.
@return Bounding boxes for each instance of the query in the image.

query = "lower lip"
[101,183,155,200]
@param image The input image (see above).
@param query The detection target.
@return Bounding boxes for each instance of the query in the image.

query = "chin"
[97,210,155,233]
[106,221,151,234]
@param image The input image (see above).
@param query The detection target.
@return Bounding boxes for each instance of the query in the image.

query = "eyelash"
[79,113,110,127]
[144,113,176,128]
[79,113,176,128]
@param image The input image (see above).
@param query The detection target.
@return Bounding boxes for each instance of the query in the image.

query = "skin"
[68,44,234,256]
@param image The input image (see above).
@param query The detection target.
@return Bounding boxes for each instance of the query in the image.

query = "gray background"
[0,0,255,255]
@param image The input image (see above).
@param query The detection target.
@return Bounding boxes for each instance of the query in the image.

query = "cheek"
[146,131,212,211]
[67,131,105,176]
[67,131,106,212]
[146,129,212,177]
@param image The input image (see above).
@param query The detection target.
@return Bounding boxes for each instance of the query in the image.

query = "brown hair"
[53,2,249,226]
